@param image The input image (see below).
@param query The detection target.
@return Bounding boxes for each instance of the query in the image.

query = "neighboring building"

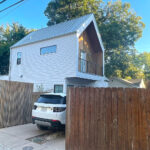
[9,14,108,93]
[109,77,146,88]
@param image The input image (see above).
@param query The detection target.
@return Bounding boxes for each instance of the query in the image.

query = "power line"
[0,0,28,19]
[0,0,7,4]
[0,0,25,13]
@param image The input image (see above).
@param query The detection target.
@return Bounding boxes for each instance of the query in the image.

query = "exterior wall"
[65,77,108,93]
[9,34,78,92]
[89,79,108,88]
[78,29,103,76]
[139,79,146,88]
[0,75,9,81]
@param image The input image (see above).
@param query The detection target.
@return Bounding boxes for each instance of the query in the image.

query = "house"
[109,77,146,88]
[9,14,108,93]
[0,75,9,81]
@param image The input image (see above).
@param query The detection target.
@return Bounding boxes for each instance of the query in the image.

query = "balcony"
[78,58,103,76]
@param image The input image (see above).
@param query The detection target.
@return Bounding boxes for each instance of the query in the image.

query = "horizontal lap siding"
[0,80,33,128]
[66,88,150,150]
[10,34,77,92]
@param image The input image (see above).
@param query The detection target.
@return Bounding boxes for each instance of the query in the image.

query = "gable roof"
[128,79,142,86]
[110,77,145,88]
[110,77,136,87]
[11,14,104,50]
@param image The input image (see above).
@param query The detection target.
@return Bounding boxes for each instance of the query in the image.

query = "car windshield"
[37,95,66,104]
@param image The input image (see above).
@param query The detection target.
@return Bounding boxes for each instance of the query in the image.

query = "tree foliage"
[0,23,31,75]
[45,0,145,79]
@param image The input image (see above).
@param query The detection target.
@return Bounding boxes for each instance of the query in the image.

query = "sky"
[0,0,149,53]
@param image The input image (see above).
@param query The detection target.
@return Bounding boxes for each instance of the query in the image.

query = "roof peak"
[11,13,95,48]
[36,13,93,32]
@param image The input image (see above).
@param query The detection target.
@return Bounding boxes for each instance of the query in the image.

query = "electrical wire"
[0,0,25,13]
[0,0,7,4]
[0,0,28,19]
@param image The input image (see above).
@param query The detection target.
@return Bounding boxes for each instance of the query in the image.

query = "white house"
[9,14,108,93]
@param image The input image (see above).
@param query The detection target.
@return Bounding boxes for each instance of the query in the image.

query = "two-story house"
[9,14,108,93]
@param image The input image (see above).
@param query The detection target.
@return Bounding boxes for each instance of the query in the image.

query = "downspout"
[8,48,12,81]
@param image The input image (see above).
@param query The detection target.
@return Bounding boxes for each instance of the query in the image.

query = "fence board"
[0,80,33,128]
[66,88,150,150]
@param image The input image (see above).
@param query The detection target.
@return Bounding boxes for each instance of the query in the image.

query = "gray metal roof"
[11,14,93,48]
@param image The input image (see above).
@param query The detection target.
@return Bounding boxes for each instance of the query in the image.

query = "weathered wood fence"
[0,80,33,128]
[66,88,150,150]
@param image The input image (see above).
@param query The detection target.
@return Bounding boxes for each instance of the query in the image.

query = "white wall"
[0,75,9,81]
[9,33,78,92]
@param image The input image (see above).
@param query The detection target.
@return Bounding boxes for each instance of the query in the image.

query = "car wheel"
[36,124,48,130]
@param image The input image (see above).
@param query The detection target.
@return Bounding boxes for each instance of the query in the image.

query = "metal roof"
[11,14,93,48]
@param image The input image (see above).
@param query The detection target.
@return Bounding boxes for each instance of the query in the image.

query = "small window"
[17,52,22,65]
[40,45,56,55]
[54,85,63,93]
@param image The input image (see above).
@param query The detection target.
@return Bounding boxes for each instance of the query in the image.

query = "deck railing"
[79,58,103,76]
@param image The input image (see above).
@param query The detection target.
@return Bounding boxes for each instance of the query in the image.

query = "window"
[54,85,63,93]
[17,52,22,65]
[40,45,56,55]
[80,51,87,73]
[37,95,66,104]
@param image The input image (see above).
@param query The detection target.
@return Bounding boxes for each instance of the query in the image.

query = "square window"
[54,85,63,93]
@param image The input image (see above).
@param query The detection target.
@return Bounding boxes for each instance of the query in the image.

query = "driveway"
[0,124,65,150]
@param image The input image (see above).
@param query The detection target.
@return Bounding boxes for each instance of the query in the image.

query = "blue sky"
[0,0,149,53]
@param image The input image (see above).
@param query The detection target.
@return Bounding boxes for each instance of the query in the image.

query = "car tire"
[36,124,48,130]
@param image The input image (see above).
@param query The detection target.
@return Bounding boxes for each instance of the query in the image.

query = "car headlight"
[53,107,66,112]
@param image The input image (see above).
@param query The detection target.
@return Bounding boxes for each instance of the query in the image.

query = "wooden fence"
[0,80,33,128]
[66,88,150,150]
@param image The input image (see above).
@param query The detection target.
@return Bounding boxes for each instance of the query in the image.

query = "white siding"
[9,34,78,92]
[0,75,9,81]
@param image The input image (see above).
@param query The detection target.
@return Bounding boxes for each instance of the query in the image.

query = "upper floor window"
[17,52,22,65]
[40,45,56,55]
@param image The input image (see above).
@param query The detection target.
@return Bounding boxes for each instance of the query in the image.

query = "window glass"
[54,85,63,93]
[40,45,56,55]
[37,95,66,104]
[17,52,22,65]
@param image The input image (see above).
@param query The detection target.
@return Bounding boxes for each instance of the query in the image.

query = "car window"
[37,95,66,104]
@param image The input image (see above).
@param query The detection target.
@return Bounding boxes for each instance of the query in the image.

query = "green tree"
[134,52,150,80]
[0,23,32,75]
[44,0,101,26]
[44,0,145,79]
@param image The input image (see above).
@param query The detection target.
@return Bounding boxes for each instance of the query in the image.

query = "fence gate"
[66,88,150,150]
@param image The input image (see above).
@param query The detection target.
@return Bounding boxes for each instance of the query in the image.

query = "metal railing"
[79,58,103,76]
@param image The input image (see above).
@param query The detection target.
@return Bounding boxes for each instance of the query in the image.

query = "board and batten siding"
[9,33,78,92]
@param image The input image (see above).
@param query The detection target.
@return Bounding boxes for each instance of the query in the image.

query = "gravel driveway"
[0,124,65,150]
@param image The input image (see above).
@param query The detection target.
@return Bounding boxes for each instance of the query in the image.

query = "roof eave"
[76,14,105,52]
[10,31,77,49]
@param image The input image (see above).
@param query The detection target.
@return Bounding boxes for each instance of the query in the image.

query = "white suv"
[32,93,66,130]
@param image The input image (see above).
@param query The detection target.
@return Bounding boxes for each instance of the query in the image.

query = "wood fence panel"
[66,88,150,150]
[0,80,33,128]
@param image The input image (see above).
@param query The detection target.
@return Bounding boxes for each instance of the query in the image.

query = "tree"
[44,0,102,26]
[44,0,145,79]
[134,52,150,80]
[0,23,32,75]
